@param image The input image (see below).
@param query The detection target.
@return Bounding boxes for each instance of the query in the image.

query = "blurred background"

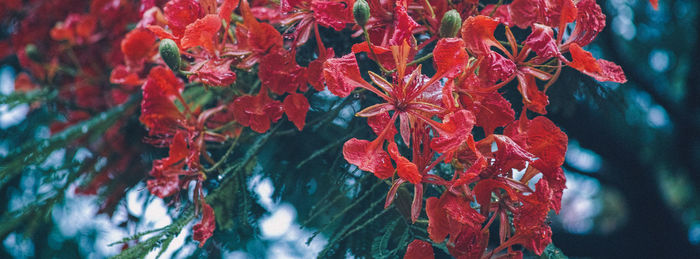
[1,0,700,258]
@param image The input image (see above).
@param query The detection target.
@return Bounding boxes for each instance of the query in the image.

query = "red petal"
[568,43,626,83]
[508,0,539,28]
[460,15,499,56]
[479,51,516,85]
[481,5,513,26]
[432,38,469,79]
[475,92,515,135]
[426,197,450,243]
[147,174,180,198]
[568,43,600,72]
[307,48,334,91]
[516,73,549,114]
[240,0,283,53]
[526,116,568,168]
[351,42,396,70]
[193,201,216,247]
[146,25,178,41]
[476,134,535,171]
[560,0,578,26]
[568,0,606,46]
[181,14,221,53]
[367,112,398,139]
[390,5,420,45]
[311,0,354,31]
[388,142,421,184]
[139,67,186,134]
[649,0,658,9]
[121,28,156,67]
[342,138,394,179]
[404,240,434,259]
[430,110,476,154]
[219,0,240,23]
[322,53,370,97]
[283,93,310,131]
[524,24,560,59]
[189,59,237,86]
[110,65,142,86]
[442,192,485,228]
[164,0,205,37]
[259,52,307,94]
[233,89,284,133]
[163,131,188,168]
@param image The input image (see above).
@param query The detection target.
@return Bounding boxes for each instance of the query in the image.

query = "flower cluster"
[324,0,627,258]
[0,0,652,255]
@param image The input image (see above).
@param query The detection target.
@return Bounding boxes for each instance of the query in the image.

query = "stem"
[362,28,389,74]
[204,134,240,173]
[407,52,433,66]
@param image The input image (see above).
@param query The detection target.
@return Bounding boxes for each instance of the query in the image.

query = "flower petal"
[283,93,310,131]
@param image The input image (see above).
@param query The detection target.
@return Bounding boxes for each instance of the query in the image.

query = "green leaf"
[370,219,399,258]
[0,96,137,188]
[538,243,569,259]
[0,89,56,109]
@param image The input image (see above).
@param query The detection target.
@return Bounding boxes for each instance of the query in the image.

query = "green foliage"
[0,97,136,188]
[111,210,195,259]
[538,243,569,259]
[0,89,55,109]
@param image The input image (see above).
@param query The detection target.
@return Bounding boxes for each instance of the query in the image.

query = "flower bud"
[439,10,462,38]
[353,0,370,27]
[159,39,181,72]
[25,44,42,62]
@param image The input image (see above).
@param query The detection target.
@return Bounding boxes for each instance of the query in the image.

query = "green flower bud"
[25,44,42,62]
[353,0,370,27]
[439,10,462,38]
[159,39,181,72]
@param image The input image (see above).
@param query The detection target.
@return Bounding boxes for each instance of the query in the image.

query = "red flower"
[120,28,156,69]
[389,5,420,45]
[426,191,486,257]
[283,93,311,131]
[342,138,394,179]
[567,43,627,83]
[139,67,188,136]
[181,14,221,53]
[351,42,396,71]
[388,142,421,184]
[404,240,434,259]
[429,110,476,155]
[505,116,568,169]
[516,73,550,114]
[219,0,241,24]
[306,48,334,91]
[479,51,517,85]
[232,88,284,133]
[259,52,308,94]
[163,0,205,37]
[50,14,98,45]
[311,0,355,31]
[193,201,216,247]
[147,130,189,198]
[460,15,500,56]
[524,24,560,59]
[188,59,237,87]
[565,0,606,47]
[432,38,469,79]
[322,53,373,97]
[233,0,284,67]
